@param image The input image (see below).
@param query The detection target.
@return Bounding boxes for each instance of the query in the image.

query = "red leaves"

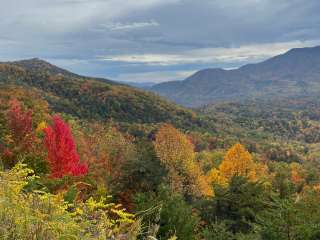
[43,115,88,178]
[8,99,34,151]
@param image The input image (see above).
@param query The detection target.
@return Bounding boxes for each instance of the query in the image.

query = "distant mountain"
[151,46,320,107]
[0,58,210,130]
[118,81,157,89]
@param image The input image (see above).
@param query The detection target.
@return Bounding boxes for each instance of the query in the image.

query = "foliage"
[154,123,213,197]
[258,191,320,240]
[1,99,35,168]
[201,221,234,240]
[43,115,88,178]
[3,59,320,239]
[0,163,138,239]
[0,59,211,132]
[121,140,167,193]
[219,143,257,181]
[198,176,268,234]
[134,186,199,240]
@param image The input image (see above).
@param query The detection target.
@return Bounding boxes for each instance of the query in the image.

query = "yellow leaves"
[197,174,214,197]
[186,160,214,197]
[219,143,257,181]
[206,168,228,187]
[155,123,195,167]
[154,124,213,197]
[0,164,138,239]
[168,235,178,240]
[36,121,47,133]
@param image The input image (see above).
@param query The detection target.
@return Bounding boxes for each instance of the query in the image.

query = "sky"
[1,0,320,83]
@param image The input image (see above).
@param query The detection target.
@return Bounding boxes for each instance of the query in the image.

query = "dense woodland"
[1,59,320,239]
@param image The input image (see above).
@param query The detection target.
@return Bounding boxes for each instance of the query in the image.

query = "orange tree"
[219,143,257,181]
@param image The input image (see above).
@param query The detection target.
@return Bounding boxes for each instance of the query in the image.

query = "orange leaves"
[290,163,305,186]
[219,143,257,181]
[154,124,213,197]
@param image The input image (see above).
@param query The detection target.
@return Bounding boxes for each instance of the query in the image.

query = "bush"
[0,163,139,239]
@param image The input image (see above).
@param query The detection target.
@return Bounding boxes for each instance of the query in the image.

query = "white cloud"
[115,70,196,83]
[99,40,320,65]
[95,20,159,32]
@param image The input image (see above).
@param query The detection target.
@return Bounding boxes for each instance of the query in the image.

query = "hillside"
[0,58,207,130]
[199,97,320,143]
[151,46,320,107]
[3,58,320,240]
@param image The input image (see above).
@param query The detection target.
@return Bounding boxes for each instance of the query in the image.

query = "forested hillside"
[0,59,203,129]
[2,59,320,239]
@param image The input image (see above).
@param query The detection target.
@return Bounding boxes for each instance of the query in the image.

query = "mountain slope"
[0,59,207,130]
[151,46,320,107]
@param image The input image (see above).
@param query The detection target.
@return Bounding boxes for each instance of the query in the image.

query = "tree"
[198,176,267,234]
[43,115,88,178]
[258,191,320,240]
[206,168,228,187]
[121,140,167,193]
[1,99,35,168]
[202,221,234,240]
[270,162,295,199]
[154,124,213,197]
[219,143,256,181]
[7,99,34,147]
[134,186,199,240]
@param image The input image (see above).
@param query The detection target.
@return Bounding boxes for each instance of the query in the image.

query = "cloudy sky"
[1,0,320,83]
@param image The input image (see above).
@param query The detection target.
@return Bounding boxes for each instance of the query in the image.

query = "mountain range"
[150,45,320,107]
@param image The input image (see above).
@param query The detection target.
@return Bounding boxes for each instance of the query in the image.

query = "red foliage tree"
[43,115,88,178]
[8,99,34,151]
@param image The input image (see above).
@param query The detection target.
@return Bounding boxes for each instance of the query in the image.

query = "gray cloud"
[0,0,319,82]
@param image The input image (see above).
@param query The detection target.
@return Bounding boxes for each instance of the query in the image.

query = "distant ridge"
[151,45,320,107]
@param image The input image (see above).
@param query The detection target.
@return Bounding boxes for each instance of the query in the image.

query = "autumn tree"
[154,123,213,197]
[0,99,36,168]
[7,99,34,152]
[43,115,88,178]
[219,143,256,181]
[206,168,228,187]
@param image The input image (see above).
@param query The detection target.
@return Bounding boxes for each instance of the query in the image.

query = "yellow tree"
[206,168,228,187]
[154,124,213,197]
[219,143,256,181]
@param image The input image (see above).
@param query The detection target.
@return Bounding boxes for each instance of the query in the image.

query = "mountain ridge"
[0,58,209,131]
[151,45,320,107]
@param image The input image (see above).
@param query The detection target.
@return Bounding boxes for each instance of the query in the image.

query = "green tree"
[121,140,167,193]
[134,186,199,240]
[198,176,268,234]
[258,191,320,240]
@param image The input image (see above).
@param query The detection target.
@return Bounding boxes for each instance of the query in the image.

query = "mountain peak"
[10,58,78,77]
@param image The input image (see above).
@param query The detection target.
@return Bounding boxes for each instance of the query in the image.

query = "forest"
[1,60,320,240]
